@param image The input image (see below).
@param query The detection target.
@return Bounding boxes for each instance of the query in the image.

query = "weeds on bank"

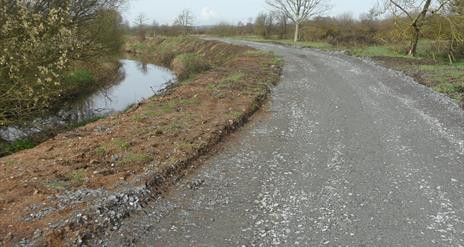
[228,110,243,120]
[159,121,183,135]
[94,138,130,157]
[137,97,200,122]
[175,141,196,153]
[120,152,152,165]
[46,180,69,190]
[111,138,130,150]
[95,146,107,156]
[67,169,87,185]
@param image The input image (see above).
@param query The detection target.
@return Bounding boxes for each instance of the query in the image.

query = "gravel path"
[95,39,464,246]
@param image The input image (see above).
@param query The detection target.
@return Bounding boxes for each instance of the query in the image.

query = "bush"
[171,53,210,80]
[0,3,76,125]
[0,1,124,126]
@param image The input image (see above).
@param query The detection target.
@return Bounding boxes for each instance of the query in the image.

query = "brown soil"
[0,37,281,246]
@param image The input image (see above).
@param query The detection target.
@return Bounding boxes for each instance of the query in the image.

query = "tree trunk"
[294,22,299,43]
[408,27,420,56]
[407,0,432,56]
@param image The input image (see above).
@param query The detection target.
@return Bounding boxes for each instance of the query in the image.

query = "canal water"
[0,59,176,141]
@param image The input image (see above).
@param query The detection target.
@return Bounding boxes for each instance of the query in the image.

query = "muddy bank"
[0,37,281,246]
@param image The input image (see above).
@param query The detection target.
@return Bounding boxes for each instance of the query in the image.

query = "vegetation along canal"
[0,59,176,156]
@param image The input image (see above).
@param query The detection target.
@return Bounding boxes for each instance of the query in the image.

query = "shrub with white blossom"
[0,0,124,126]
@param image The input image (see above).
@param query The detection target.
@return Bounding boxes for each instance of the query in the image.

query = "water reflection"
[0,59,176,141]
[136,61,149,74]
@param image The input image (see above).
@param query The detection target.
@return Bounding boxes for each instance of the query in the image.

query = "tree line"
[134,0,463,61]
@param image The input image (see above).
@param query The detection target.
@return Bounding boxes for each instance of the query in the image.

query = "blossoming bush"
[0,0,124,126]
[0,1,80,125]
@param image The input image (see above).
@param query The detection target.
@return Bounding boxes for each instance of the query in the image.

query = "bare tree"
[174,9,195,34]
[266,0,330,42]
[255,12,275,38]
[444,0,464,63]
[384,0,452,56]
[276,13,289,39]
[135,14,148,41]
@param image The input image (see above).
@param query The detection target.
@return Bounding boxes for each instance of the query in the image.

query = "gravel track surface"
[95,39,464,247]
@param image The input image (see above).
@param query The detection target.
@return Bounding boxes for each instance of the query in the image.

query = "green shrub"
[64,69,95,87]
[171,53,210,80]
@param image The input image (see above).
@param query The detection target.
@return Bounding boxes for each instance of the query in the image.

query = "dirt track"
[96,39,464,246]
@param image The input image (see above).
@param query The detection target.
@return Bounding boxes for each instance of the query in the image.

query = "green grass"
[132,42,147,51]
[64,69,95,87]
[175,142,196,152]
[228,110,243,120]
[45,180,68,190]
[120,152,153,165]
[348,46,409,58]
[433,83,464,104]
[419,63,464,103]
[95,138,130,156]
[68,169,87,185]
[454,62,464,66]
[95,146,107,156]
[142,97,200,118]
[0,138,36,156]
[208,72,247,94]
[111,138,130,150]
[222,72,245,83]
[236,36,412,60]
[434,83,464,94]
[160,121,183,134]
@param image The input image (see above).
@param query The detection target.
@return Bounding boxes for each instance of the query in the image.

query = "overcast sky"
[123,0,380,26]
